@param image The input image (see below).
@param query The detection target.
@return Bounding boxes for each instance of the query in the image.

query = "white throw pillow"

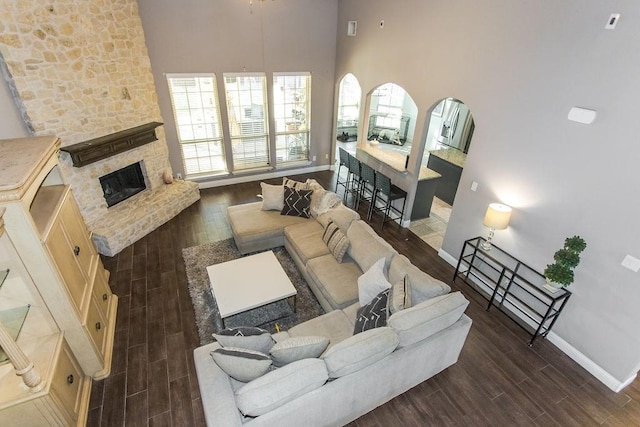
[357,257,392,306]
[270,335,329,366]
[210,347,272,382]
[260,182,284,211]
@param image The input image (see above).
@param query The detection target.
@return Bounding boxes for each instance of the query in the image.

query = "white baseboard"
[546,332,636,392]
[438,248,634,393]
[196,165,331,189]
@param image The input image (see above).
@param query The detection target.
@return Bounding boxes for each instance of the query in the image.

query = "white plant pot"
[543,279,564,293]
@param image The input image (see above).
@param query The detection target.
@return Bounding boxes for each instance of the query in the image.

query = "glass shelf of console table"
[0,269,31,365]
[453,236,572,346]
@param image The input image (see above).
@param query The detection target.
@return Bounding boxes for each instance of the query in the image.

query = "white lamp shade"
[483,203,512,230]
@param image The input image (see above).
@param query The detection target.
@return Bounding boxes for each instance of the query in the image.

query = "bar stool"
[370,171,407,230]
[344,153,363,207]
[357,163,376,217]
[335,147,350,196]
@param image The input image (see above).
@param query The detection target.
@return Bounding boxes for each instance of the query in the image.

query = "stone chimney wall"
[0,0,175,225]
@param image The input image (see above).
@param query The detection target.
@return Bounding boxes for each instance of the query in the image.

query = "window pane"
[167,74,227,176]
[225,74,270,171]
[273,73,311,164]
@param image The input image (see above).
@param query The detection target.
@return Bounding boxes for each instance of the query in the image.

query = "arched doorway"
[335,73,361,144]
[409,98,475,251]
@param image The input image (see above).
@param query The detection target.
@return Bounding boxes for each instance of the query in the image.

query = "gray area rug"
[182,239,325,345]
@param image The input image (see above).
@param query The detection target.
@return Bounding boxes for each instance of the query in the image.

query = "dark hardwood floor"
[87,170,639,426]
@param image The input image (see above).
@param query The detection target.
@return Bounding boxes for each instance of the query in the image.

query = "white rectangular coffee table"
[206,251,297,328]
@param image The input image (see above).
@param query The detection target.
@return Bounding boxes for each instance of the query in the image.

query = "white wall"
[337,0,640,388]
[136,0,338,179]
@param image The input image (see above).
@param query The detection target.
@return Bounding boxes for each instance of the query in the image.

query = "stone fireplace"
[100,162,147,208]
[58,124,200,257]
[0,0,200,255]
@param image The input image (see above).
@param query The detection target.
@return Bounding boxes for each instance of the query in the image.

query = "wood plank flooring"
[87,170,639,426]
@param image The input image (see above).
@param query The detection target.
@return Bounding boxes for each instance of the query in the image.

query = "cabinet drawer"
[85,298,107,357]
[45,220,88,314]
[92,268,112,319]
[50,341,85,422]
[58,192,97,279]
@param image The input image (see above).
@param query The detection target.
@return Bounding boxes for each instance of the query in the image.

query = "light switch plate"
[621,255,640,273]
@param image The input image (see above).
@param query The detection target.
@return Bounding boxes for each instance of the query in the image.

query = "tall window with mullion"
[166,74,226,177]
[374,83,404,129]
[273,73,311,164]
[224,74,270,171]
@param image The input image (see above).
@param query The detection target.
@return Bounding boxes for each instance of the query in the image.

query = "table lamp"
[481,203,512,251]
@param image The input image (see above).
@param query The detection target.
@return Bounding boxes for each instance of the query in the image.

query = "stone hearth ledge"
[89,179,200,257]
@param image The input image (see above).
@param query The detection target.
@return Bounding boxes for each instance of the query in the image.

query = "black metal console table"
[453,236,571,346]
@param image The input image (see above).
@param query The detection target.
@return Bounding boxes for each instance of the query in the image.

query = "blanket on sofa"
[182,239,325,344]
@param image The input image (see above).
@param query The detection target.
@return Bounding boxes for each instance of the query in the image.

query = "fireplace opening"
[99,162,147,207]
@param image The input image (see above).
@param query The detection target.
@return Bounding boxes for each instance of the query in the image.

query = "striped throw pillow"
[322,220,350,263]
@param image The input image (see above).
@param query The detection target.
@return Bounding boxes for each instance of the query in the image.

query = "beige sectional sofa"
[194,182,472,426]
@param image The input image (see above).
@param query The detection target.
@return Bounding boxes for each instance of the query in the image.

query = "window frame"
[272,72,311,165]
[223,72,271,172]
[166,73,227,177]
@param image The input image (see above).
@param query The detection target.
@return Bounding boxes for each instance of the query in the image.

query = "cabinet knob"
[95,322,101,331]
[73,246,80,256]
[102,293,108,301]
[67,374,74,384]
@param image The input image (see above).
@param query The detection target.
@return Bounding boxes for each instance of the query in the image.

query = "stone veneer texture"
[0,0,200,253]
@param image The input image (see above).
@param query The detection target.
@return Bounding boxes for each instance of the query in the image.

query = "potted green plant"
[543,235,587,292]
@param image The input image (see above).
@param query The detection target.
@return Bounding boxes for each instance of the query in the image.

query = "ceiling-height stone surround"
[0,0,184,227]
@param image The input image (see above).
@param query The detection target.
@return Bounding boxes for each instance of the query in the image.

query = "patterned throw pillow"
[281,186,313,218]
[283,177,310,190]
[388,274,412,315]
[322,220,350,263]
[353,288,390,334]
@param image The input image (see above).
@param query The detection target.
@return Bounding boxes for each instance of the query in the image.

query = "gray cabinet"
[426,154,462,205]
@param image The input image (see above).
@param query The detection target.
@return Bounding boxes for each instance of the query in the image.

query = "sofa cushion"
[388,291,469,348]
[306,254,361,309]
[288,310,354,351]
[270,336,330,366]
[213,326,274,353]
[322,220,350,263]
[228,202,309,247]
[388,274,412,315]
[357,257,392,306]
[260,182,284,211]
[317,204,360,234]
[347,220,397,273]
[341,303,359,327]
[210,347,272,382]
[284,221,330,264]
[235,358,329,417]
[388,254,451,304]
[354,288,390,334]
[322,327,399,378]
[281,186,313,218]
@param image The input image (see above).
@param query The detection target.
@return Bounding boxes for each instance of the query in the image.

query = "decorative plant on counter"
[543,235,587,292]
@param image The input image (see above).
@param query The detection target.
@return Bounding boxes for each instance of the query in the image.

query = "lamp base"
[481,228,495,251]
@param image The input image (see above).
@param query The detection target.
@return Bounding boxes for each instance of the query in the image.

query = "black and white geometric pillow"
[353,288,390,334]
[281,186,313,218]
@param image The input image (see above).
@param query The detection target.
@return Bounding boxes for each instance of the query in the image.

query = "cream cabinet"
[0,135,118,381]
[0,212,92,426]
